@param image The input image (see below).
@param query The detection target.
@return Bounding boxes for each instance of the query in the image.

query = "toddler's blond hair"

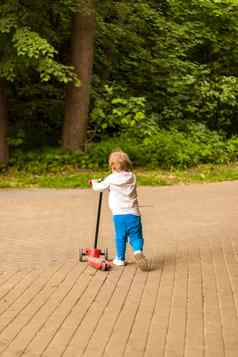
[109,151,132,172]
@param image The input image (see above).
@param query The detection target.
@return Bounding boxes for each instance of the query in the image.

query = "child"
[90,151,149,271]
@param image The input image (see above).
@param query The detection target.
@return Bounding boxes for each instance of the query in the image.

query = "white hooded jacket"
[91,171,140,216]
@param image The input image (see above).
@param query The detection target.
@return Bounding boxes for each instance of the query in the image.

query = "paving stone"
[0,182,237,357]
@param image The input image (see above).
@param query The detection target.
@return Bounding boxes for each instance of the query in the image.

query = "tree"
[63,0,96,151]
[0,79,8,165]
[0,0,78,163]
[93,0,238,135]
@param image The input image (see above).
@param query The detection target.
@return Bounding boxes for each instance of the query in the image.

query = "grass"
[0,163,238,188]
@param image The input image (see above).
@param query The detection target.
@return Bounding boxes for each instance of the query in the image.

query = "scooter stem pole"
[94,192,103,249]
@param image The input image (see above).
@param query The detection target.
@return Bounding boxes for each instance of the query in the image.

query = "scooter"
[79,192,111,271]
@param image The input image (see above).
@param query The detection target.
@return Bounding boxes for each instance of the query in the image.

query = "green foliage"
[8,80,64,150]
[95,0,238,135]
[90,85,157,139]
[1,0,238,162]
[226,136,238,161]
[0,0,79,150]
[198,76,238,134]
[0,14,17,33]
[13,28,56,58]
[8,129,25,148]
[0,1,79,84]
[90,131,237,169]
[9,128,238,172]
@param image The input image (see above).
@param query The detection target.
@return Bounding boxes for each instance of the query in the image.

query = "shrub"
[90,85,157,140]
[9,127,238,172]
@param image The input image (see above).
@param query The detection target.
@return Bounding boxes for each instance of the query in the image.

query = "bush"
[90,85,158,140]
[227,136,238,161]
[86,125,237,168]
[9,126,238,173]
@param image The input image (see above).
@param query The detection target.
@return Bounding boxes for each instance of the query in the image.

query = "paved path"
[0,182,237,357]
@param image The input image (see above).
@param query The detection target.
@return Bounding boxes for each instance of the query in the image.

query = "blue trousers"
[113,214,144,261]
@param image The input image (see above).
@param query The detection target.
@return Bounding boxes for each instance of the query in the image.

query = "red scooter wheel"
[79,249,85,262]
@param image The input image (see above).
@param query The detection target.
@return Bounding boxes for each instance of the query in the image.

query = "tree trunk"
[63,0,96,151]
[0,79,9,165]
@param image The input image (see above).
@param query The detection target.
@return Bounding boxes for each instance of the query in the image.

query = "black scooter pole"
[94,192,103,249]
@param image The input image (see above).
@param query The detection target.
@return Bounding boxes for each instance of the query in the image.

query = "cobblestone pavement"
[0,182,237,357]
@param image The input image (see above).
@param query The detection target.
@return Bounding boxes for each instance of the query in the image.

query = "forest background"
[0,0,238,187]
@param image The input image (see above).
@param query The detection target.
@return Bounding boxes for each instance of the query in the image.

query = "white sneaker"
[113,258,125,266]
